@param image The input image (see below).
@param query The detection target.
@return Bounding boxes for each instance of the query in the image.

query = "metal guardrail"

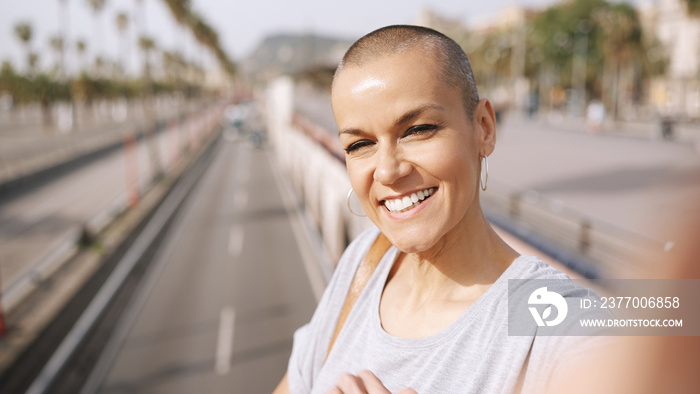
[481,179,665,278]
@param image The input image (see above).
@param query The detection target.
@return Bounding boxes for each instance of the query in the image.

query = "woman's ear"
[474,99,496,157]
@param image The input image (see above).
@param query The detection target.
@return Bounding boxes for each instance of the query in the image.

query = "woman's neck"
[388,207,518,300]
[379,208,518,338]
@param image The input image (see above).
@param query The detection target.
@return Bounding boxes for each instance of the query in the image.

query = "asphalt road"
[0,115,213,305]
[0,130,152,290]
[95,137,317,393]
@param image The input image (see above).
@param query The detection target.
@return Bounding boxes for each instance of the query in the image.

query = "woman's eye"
[345,140,374,153]
[405,124,439,136]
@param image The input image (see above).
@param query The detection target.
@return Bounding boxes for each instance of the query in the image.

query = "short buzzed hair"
[334,25,480,120]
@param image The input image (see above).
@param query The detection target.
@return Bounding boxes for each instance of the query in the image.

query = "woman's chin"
[385,230,440,254]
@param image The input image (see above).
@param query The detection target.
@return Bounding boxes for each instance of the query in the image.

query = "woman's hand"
[326,370,417,394]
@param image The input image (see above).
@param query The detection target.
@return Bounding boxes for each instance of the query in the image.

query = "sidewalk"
[0,121,138,186]
[508,111,700,147]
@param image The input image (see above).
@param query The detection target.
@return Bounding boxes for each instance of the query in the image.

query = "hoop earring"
[480,155,489,191]
[346,189,367,217]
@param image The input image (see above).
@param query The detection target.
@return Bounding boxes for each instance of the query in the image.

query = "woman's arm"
[272,373,290,394]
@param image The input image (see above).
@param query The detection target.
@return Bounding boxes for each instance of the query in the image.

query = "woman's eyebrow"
[338,128,366,137]
[394,104,445,127]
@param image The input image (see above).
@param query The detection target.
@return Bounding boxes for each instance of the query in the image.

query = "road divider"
[229,226,244,257]
[215,306,236,376]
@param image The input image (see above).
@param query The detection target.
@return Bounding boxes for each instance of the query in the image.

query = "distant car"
[224,101,254,129]
[223,101,266,148]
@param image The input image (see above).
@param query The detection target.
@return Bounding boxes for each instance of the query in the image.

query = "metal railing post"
[579,219,591,254]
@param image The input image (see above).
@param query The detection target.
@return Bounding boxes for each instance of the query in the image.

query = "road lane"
[0,108,219,304]
[98,137,317,393]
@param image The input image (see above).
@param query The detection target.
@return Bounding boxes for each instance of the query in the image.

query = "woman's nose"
[374,146,410,185]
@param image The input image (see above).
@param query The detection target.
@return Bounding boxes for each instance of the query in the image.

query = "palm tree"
[94,56,106,78]
[49,35,65,76]
[138,35,156,80]
[593,3,645,120]
[14,22,34,73]
[76,39,87,73]
[161,0,236,80]
[28,52,40,73]
[163,0,192,84]
[58,0,69,76]
[86,0,107,64]
[115,12,130,76]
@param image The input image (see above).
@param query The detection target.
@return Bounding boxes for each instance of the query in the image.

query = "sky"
[0,0,648,74]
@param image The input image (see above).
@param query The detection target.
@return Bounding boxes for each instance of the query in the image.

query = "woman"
[275,25,579,394]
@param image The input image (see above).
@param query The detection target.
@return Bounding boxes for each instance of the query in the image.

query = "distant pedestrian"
[586,99,605,134]
[660,115,674,140]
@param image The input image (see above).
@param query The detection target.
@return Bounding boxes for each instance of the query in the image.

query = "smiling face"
[333,48,495,253]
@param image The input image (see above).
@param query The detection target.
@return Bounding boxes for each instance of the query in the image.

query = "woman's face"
[332,49,494,253]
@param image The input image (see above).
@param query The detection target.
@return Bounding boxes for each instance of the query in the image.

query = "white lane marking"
[215,306,236,376]
[228,226,244,256]
[233,189,248,211]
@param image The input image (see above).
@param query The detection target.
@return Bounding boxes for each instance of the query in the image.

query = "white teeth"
[384,187,435,213]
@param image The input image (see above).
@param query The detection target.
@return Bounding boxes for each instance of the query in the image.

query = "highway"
[0,93,698,392]
[91,137,318,393]
[0,109,217,311]
[114,99,695,394]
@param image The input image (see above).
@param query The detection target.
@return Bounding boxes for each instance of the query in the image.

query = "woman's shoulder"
[508,255,571,281]
[506,255,595,300]
[321,227,385,293]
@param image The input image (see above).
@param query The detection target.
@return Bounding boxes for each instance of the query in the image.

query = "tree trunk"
[41,99,52,129]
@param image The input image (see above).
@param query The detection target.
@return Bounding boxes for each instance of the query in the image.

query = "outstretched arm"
[273,373,290,394]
